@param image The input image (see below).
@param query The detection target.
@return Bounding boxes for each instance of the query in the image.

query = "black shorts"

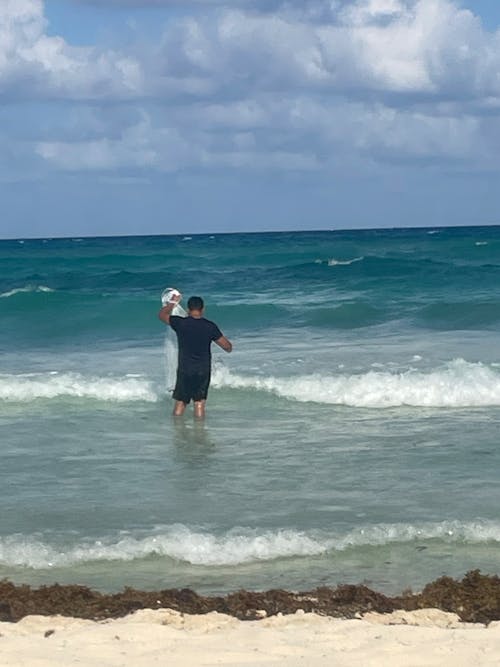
[173,369,211,404]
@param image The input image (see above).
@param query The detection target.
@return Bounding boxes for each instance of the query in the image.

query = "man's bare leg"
[173,400,187,416]
[193,400,206,419]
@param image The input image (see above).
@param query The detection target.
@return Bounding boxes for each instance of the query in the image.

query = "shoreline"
[2,570,500,625]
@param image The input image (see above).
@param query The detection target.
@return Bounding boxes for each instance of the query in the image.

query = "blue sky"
[1,0,500,238]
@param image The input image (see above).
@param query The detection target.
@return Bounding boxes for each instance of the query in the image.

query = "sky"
[1,0,500,238]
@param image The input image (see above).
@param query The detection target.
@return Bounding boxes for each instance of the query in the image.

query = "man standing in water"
[159,294,232,418]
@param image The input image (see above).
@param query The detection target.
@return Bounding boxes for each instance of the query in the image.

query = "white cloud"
[33,94,489,176]
[0,0,142,99]
[5,1,500,102]
[341,0,492,96]
[34,109,320,171]
[339,0,405,25]
[154,0,500,98]
[72,0,327,8]
[4,0,500,175]
[36,115,173,170]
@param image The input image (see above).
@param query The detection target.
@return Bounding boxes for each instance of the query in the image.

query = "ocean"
[2,226,500,596]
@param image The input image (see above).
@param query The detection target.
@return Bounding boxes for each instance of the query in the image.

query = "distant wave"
[1,520,499,569]
[0,372,157,403]
[0,285,54,298]
[212,359,500,408]
[314,256,364,266]
[327,256,364,266]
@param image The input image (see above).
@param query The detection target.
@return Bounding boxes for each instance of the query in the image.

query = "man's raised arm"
[158,293,181,324]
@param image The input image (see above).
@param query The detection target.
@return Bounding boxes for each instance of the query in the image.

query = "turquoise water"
[2,227,500,595]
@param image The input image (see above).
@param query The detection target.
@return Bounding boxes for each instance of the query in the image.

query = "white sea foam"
[0,527,325,569]
[0,285,54,298]
[327,256,364,266]
[0,372,158,403]
[212,359,500,408]
[314,257,364,266]
[1,521,499,569]
[7,360,500,407]
[335,520,500,550]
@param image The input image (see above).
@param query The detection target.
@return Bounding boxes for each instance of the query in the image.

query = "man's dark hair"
[187,296,204,311]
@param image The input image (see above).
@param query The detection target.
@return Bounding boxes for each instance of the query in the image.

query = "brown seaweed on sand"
[1,570,499,624]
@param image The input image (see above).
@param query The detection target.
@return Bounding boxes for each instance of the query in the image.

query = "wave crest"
[0,527,324,569]
[212,359,500,408]
[1,521,499,570]
[0,285,54,298]
[0,372,158,403]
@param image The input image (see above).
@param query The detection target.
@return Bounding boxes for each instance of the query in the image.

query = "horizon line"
[2,221,500,242]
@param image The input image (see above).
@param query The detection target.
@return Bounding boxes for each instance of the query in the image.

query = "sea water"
[2,227,500,595]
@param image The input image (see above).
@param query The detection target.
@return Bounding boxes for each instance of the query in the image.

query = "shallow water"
[2,227,500,594]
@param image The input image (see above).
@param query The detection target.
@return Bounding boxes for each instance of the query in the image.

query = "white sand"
[1,608,500,667]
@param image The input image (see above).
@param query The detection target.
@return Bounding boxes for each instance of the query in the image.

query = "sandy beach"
[2,572,500,665]
[1,608,500,667]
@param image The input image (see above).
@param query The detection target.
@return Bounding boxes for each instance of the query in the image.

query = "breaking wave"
[5,359,500,407]
[0,527,324,569]
[1,521,499,569]
[0,372,158,403]
[212,359,500,408]
[314,256,365,266]
[0,285,54,298]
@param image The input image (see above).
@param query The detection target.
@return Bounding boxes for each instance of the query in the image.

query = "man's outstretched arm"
[158,296,180,325]
[215,335,232,353]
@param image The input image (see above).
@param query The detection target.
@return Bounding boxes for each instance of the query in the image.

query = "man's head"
[187,296,204,313]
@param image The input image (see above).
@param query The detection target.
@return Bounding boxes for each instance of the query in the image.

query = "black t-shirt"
[169,316,223,373]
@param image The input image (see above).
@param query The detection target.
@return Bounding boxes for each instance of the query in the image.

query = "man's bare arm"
[158,300,178,325]
[215,335,232,353]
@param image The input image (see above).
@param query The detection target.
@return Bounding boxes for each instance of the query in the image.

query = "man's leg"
[193,400,206,419]
[173,400,187,416]
[172,368,187,416]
